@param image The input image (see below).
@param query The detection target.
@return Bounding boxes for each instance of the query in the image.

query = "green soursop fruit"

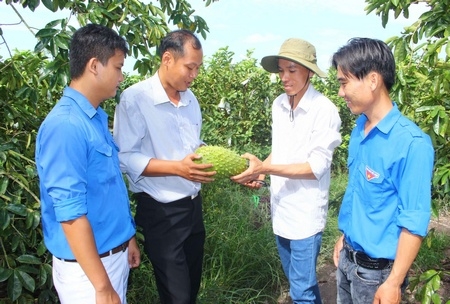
[194,145,247,178]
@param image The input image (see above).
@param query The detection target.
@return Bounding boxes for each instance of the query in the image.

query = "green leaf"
[11,234,21,252]
[37,241,47,256]
[394,39,407,63]
[16,270,35,292]
[16,265,39,275]
[17,255,42,265]
[0,209,11,230]
[6,203,27,216]
[42,263,52,276]
[0,178,9,194]
[35,28,59,39]
[0,267,13,282]
[402,7,409,19]
[430,272,441,291]
[42,0,58,12]
[26,0,40,11]
[431,293,441,304]
[420,269,438,281]
[54,36,69,50]
[25,211,34,229]
[32,212,41,230]
[38,265,48,287]
[7,271,22,301]
[45,19,64,28]
[419,10,434,21]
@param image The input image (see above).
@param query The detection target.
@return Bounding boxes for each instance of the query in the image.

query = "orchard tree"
[1,0,216,81]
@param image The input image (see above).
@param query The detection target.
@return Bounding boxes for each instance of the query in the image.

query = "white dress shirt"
[270,84,342,240]
[113,73,203,203]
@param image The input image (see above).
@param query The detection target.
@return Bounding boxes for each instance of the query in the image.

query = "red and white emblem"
[365,166,380,181]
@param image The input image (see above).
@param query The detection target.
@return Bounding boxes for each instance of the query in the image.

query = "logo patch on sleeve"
[365,166,380,181]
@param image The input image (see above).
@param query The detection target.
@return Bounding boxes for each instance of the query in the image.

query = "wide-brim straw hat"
[261,38,326,78]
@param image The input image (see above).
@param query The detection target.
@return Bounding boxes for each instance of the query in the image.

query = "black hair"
[331,38,396,91]
[69,24,128,79]
[157,29,202,59]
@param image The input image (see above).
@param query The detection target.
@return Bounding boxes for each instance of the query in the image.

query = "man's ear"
[87,57,99,75]
[161,51,173,66]
[369,71,381,91]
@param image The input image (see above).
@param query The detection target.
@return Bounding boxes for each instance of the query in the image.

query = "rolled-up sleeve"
[38,119,88,221]
[396,138,434,236]
[308,106,342,180]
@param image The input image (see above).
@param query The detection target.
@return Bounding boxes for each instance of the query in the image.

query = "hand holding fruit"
[231,153,263,185]
[180,153,216,183]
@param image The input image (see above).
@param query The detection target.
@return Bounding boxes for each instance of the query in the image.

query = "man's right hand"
[179,153,216,183]
[96,287,121,304]
[230,153,263,184]
[333,235,344,267]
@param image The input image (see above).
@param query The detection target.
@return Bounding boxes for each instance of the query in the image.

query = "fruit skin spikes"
[194,146,247,179]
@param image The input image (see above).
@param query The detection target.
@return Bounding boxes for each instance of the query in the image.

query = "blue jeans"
[276,233,323,304]
[336,245,407,304]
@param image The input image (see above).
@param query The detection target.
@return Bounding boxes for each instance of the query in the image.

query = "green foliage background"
[1,0,450,302]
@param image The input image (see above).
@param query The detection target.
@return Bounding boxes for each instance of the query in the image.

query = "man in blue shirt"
[35,24,140,304]
[331,38,434,304]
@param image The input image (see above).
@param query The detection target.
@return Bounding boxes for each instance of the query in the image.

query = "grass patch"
[414,229,450,272]
[200,180,284,303]
[127,180,285,303]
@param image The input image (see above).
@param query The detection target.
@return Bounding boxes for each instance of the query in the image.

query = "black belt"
[343,240,393,270]
[56,240,129,263]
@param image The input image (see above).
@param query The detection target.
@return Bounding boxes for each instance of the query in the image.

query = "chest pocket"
[91,143,115,184]
[356,162,389,207]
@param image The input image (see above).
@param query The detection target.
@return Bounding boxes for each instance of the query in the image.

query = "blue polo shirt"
[36,87,135,260]
[338,104,434,260]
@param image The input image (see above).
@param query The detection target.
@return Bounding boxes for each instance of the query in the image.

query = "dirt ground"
[278,214,450,304]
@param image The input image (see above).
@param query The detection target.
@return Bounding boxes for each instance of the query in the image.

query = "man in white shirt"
[232,38,342,303]
[113,29,215,304]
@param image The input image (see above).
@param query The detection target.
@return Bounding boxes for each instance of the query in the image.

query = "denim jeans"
[336,246,407,304]
[276,233,323,304]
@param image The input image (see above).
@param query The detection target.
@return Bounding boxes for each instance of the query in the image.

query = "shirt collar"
[281,84,314,112]
[357,102,401,135]
[150,72,191,107]
[63,87,102,119]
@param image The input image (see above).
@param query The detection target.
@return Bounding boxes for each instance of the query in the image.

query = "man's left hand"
[373,282,401,304]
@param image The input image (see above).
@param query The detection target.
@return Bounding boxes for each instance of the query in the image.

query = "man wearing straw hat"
[232,38,342,303]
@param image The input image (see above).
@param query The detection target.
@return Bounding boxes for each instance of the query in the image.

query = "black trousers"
[134,192,205,304]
